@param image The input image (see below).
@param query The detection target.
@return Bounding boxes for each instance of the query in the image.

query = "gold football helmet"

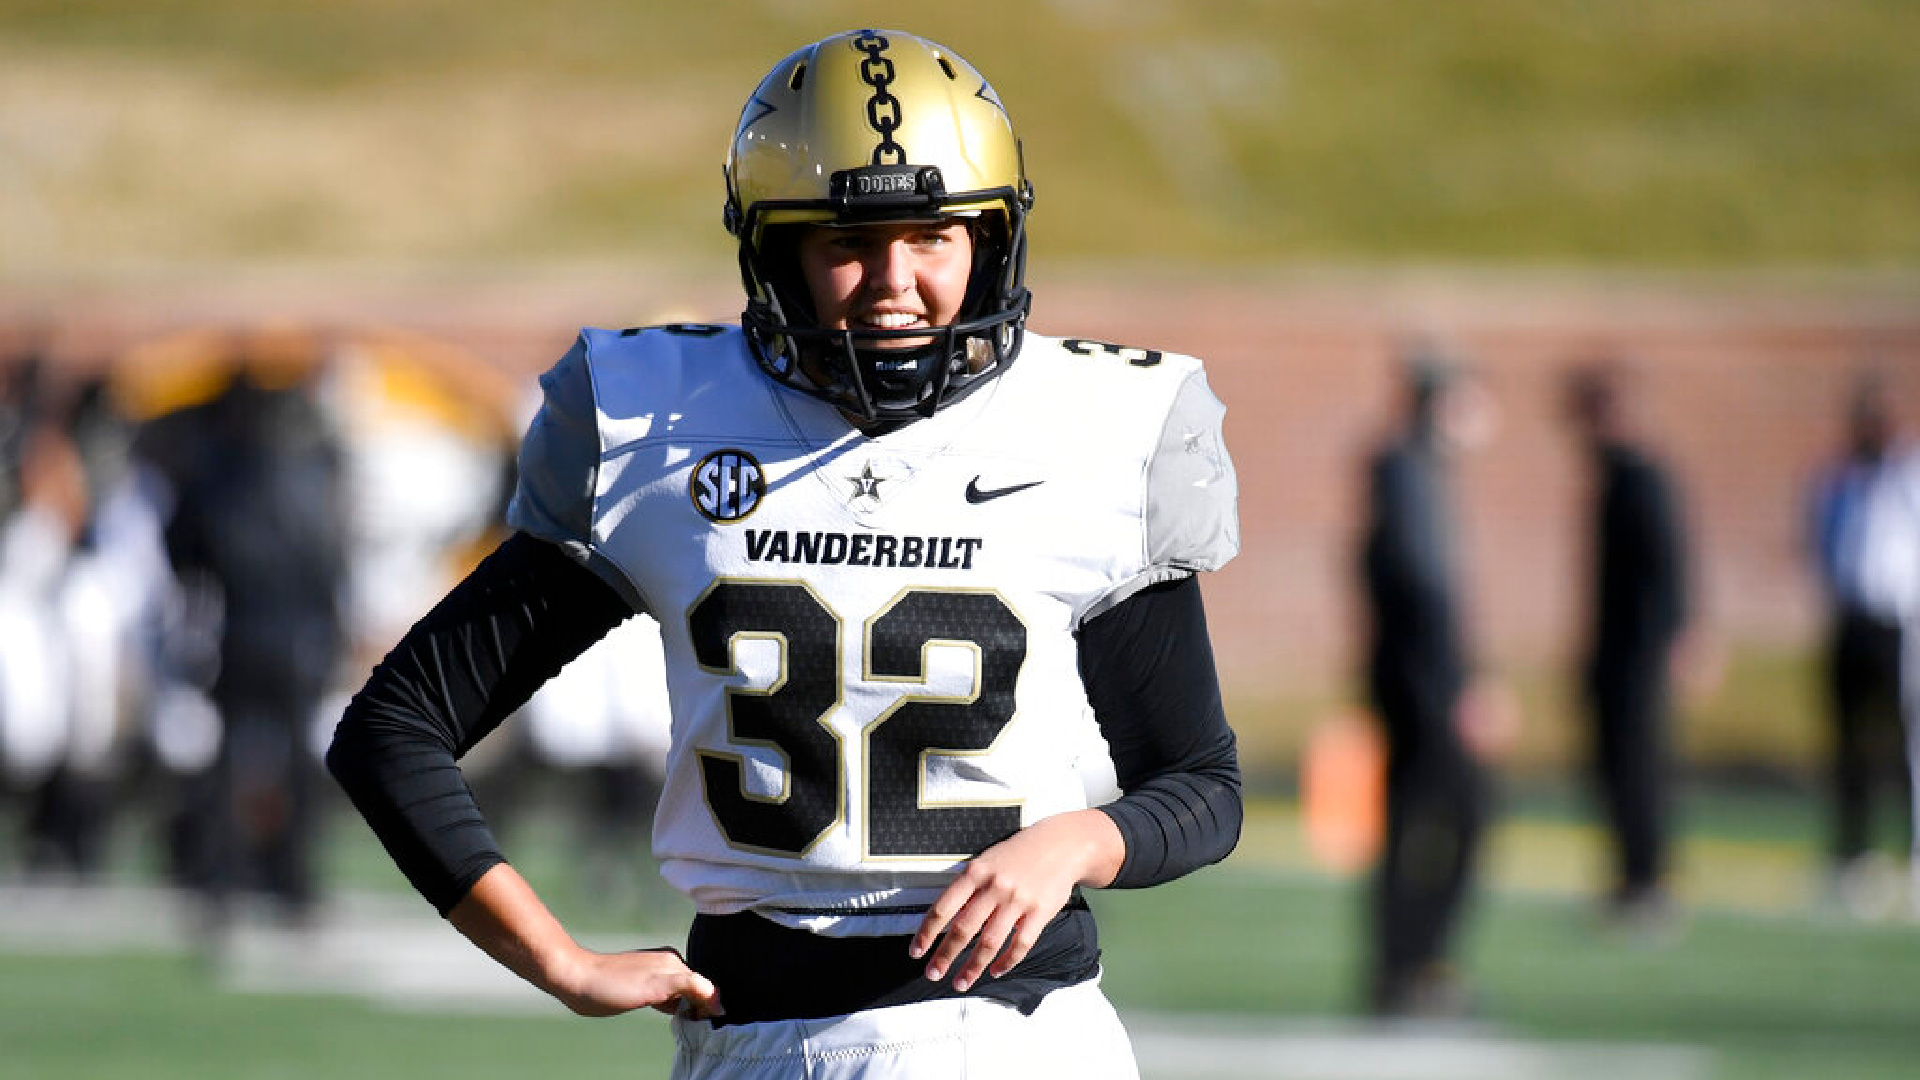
[724,29,1033,422]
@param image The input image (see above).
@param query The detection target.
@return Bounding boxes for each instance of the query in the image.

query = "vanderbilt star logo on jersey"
[691,449,767,522]
[847,462,885,503]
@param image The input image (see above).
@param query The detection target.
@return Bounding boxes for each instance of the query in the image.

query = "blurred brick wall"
[7,271,1919,711]
[1039,274,1920,713]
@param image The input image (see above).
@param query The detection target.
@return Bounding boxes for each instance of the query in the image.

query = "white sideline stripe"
[1126,1016,1713,1080]
[219,918,1716,1080]
[0,884,1717,1079]
[224,926,559,1013]
[0,883,193,953]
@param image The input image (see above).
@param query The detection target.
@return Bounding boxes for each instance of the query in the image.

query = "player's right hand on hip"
[558,945,725,1020]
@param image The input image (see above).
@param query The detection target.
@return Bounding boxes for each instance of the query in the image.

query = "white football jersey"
[509,325,1237,935]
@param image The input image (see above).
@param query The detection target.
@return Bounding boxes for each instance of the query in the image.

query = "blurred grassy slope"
[2,0,1918,275]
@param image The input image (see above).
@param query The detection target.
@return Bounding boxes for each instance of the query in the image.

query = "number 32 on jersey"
[688,580,1027,861]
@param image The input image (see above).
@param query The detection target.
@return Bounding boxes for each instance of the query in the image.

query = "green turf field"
[3,790,1916,1080]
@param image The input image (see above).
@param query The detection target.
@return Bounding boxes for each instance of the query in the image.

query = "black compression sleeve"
[1078,576,1243,889]
[325,532,632,914]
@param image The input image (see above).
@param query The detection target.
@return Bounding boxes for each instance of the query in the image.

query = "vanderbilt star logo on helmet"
[691,449,767,522]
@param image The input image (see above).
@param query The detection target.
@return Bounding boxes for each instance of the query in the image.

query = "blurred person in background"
[0,350,166,880]
[0,358,101,873]
[1807,367,1920,919]
[1563,357,1694,937]
[138,337,350,924]
[1358,346,1513,1019]
[0,345,41,519]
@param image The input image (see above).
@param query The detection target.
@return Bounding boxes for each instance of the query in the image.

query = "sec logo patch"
[690,449,767,522]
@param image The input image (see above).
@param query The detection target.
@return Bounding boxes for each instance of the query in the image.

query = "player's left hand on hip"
[909,809,1123,991]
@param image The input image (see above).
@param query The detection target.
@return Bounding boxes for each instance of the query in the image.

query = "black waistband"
[685,895,1099,1027]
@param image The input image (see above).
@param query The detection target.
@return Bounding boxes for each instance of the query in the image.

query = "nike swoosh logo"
[965,477,1044,504]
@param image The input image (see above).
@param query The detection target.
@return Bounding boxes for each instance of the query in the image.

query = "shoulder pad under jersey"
[506,330,657,611]
[1145,365,1239,575]
[508,332,598,555]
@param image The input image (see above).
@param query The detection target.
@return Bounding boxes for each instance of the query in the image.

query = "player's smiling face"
[797,219,974,349]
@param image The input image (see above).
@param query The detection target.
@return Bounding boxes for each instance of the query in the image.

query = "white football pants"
[669,974,1138,1080]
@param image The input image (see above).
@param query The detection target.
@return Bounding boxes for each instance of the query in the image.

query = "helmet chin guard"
[725,30,1033,423]
[743,290,1028,421]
